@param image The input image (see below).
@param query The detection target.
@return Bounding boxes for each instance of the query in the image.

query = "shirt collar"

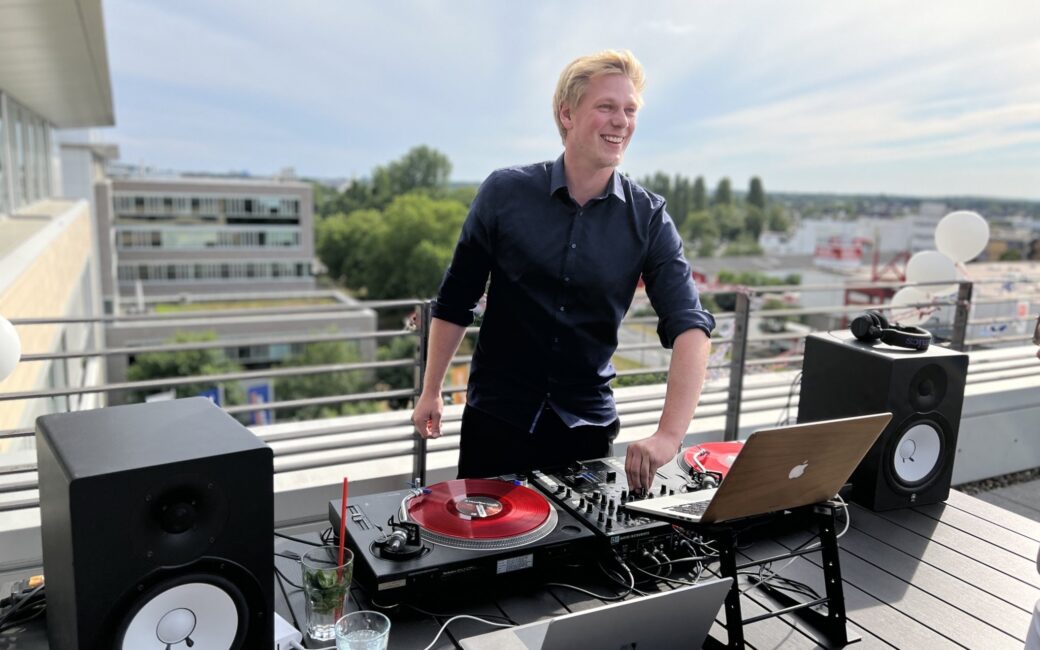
[549,154,627,204]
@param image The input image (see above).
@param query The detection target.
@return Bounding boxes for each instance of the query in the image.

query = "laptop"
[459,577,731,650]
[624,413,893,525]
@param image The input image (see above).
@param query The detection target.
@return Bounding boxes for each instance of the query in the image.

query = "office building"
[93,176,316,309]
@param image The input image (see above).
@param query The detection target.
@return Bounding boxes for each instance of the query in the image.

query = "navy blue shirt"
[432,155,715,433]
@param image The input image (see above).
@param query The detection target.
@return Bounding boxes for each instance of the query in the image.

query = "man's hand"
[412,392,444,439]
[625,431,680,492]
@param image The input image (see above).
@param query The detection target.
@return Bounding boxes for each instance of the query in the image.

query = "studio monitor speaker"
[797,331,969,511]
[36,397,273,649]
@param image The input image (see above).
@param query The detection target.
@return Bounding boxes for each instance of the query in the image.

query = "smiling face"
[559,73,639,174]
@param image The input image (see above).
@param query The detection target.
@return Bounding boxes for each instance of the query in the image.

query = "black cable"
[274,565,303,590]
[0,584,46,632]
[598,562,649,597]
[406,603,517,625]
[776,371,802,427]
[275,550,301,561]
[274,531,326,547]
[631,563,705,586]
[739,572,820,600]
[320,527,335,545]
[273,563,302,633]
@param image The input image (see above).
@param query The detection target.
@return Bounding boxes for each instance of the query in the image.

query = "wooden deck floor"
[277,489,1040,649]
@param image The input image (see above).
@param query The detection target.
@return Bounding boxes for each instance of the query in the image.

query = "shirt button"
[563,276,570,283]
[570,243,577,249]
[559,306,566,312]
[553,337,560,343]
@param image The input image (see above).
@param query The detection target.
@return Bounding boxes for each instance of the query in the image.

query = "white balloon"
[0,315,21,382]
[889,286,931,326]
[935,211,989,263]
[905,250,957,296]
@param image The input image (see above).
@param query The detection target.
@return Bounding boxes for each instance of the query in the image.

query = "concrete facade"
[0,200,103,432]
[94,176,316,308]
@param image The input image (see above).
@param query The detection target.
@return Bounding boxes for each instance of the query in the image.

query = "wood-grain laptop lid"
[701,412,892,523]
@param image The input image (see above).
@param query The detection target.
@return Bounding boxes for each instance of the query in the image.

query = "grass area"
[154,297,339,313]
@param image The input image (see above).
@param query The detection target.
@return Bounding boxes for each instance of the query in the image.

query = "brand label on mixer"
[496,554,534,574]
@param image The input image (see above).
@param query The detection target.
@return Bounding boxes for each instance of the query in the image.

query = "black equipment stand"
[699,501,858,649]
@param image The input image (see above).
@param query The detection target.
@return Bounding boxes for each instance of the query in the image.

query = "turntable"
[329,479,596,594]
[677,441,745,481]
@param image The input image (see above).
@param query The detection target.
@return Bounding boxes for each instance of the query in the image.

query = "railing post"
[724,291,751,441]
[950,281,973,352]
[413,301,432,486]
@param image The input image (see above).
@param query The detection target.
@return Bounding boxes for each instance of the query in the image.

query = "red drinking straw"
[337,477,349,569]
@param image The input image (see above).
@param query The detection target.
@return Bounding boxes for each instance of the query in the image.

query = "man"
[411,50,714,491]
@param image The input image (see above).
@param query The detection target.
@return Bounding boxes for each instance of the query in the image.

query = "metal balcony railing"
[1,277,1038,516]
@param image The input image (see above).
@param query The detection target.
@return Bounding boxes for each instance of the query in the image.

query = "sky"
[101,0,1040,199]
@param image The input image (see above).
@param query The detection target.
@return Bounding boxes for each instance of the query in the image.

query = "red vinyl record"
[681,441,745,478]
[406,479,552,540]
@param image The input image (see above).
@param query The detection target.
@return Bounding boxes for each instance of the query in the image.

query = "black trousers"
[457,404,619,479]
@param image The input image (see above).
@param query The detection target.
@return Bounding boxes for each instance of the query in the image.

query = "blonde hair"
[552,49,646,144]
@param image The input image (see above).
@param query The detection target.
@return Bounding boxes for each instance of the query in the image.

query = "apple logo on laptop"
[788,460,809,479]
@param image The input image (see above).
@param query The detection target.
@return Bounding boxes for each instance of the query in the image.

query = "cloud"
[102,0,1040,197]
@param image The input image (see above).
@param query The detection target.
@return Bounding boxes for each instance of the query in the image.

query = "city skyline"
[102,1,1040,200]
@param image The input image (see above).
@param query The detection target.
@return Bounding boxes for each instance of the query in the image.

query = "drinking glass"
[335,611,391,650]
[301,546,354,642]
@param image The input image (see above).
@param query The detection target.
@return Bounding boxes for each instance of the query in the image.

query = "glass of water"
[301,546,354,642]
[335,610,391,650]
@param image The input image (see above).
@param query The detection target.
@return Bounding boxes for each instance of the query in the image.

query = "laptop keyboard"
[665,500,710,517]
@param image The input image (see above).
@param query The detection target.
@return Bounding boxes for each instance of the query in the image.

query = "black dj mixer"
[530,456,697,558]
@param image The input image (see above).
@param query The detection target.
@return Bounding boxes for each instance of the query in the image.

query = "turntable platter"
[405,479,558,550]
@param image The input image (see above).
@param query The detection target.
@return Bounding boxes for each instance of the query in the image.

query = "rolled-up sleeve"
[431,176,496,326]
[642,205,716,348]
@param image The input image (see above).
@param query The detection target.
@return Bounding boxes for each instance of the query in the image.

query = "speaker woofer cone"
[109,560,263,650]
[884,417,947,491]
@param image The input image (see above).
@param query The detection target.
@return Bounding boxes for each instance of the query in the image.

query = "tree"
[671,174,691,229]
[361,194,467,299]
[127,331,245,405]
[697,237,716,258]
[274,340,379,421]
[682,210,717,244]
[745,205,765,241]
[316,209,386,286]
[312,146,456,216]
[376,335,419,409]
[692,176,707,211]
[766,204,791,233]
[712,203,744,240]
[369,146,452,209]
[748,177,766,210]
[712,178,733,206]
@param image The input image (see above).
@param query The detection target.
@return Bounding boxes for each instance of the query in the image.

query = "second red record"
[407,479,552,540]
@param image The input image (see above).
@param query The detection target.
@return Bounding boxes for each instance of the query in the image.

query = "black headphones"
[850,310,932,351]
